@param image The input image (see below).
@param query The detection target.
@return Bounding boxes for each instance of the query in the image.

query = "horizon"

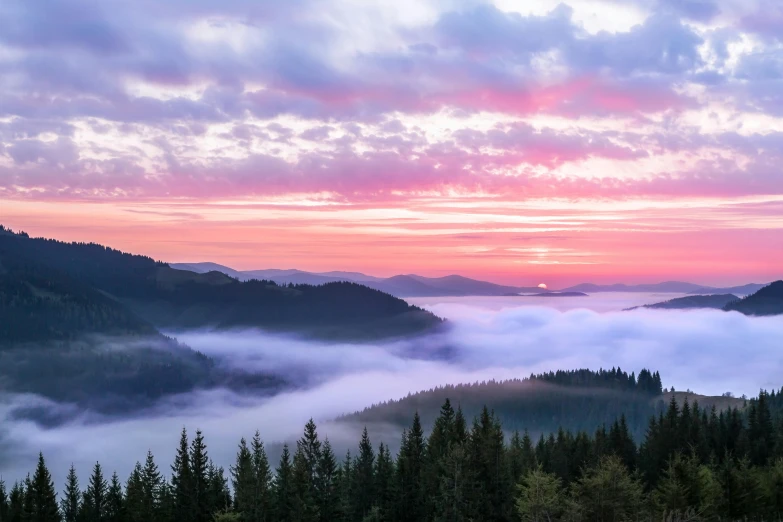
[1,0,782,287]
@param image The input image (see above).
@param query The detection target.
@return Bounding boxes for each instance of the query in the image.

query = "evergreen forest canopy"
[344,368,668,440]
[5,386,783,522]
[0,225,442,411]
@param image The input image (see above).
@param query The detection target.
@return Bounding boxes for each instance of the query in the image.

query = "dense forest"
[626,294,740,311]
[724,280,783,316]
[4,387,783,522]
[344,368,666,439]
[0,226,442,341]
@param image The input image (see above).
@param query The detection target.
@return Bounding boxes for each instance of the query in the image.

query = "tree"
[60,465,81,522]
[291,447,317,522]
[273,445,294,522]
[142,451,164,521]
[105,473,124,522]
[373,443,394,521]
[515,467,563,522]
[190,430,211,522]
[207,463,231,514]
[81,462,108,522]
[570,455,644,522]
[171,428,194,522]
[395,413,426,522]
[124,463,145,522]
[0,479,9,522]
[231,438,254,522]
[353,428,375,520]
[30,453,60,522]
[251,432,272,522]
[316,439,338,522]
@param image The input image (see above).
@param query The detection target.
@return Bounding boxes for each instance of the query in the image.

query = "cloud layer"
[2,298,782,488]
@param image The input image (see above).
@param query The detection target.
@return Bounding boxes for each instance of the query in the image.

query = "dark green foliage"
[12,383,783,522]
[724,280,783,315]
[81,462,107,522]
[0,479,8,522]
[0,228,441,343]
[105,473,124,522]
[60,465,80,522]
[272,445,293,522]
[346,368,663,439]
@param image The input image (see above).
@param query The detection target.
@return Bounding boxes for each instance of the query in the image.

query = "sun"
[538,283,548,289]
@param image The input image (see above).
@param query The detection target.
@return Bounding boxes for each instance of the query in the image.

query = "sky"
[1,0,782,286]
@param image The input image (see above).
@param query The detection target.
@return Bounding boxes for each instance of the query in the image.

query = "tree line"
[2,390,783,522]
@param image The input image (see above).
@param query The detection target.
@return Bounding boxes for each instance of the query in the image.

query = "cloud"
[2,298,782,488]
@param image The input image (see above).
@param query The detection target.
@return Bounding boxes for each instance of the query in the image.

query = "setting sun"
[538,283,548,289]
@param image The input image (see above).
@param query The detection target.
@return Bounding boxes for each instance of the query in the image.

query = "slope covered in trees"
[626,293,739,311]
[0,226,442,340]
[342,368,665,439]
[724,280,783,316]
[6,386,783,522]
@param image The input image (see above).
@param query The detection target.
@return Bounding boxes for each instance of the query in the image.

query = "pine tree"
[141,451,163,521]
[433,443,469,522]
[373,443,394,522]
[515,467,563,522]
[8,481,24,522]
[251,432,272,522]
[316,439,338,522]
[337,451,353,522]
[81,462,107,522]
[570,455,643,522]
[0,479,9,522]
[206,463,231,515]
[61,465,81,522]
[124,464,144,522]
[353,427,375,520]
[171,428,194,522]
[273,445,294,522]
[105,473,124,522]
[30,453,60,522]
[396,413,426,522]
[291,447,317,522]
[190,430,210,522]
[230,438,254,522]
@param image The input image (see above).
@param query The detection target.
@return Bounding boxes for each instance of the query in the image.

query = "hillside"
[724,280,783,316]
[341,368,665,439]
[0,228,443,340]
[562,281,707,293]
[625,294,739,311]
[171,262,538,297]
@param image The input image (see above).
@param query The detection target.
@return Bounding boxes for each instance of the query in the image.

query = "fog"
[2,295,783,488]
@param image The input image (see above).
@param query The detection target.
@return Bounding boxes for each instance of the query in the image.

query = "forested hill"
[0,226,443,340]
[723,280,783,316]
[342,368,666,439]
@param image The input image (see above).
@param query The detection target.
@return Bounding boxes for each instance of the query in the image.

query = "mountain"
[340,368,666,439]
[0,227,443,341]
[172,263,536,297]
[561,281,709,293]
[625,294,739,311]
[686,283,767,295]
[724,280,783,316]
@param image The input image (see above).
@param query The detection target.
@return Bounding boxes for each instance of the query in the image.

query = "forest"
[0,226,442,341]
[3,386,783,522]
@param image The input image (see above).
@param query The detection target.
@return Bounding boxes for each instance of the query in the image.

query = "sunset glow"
[1,0,781,286]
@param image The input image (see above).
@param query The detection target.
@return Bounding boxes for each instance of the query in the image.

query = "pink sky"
[1,0,782,287]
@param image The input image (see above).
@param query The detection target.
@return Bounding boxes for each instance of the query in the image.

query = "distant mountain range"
[724,281,783,316]
[171,262,541,297]
[561,281,768,294]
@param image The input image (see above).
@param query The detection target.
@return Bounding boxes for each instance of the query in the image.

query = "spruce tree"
[337,451,354,522]
[291,447,317,522]
[251,432,272,522]
[373,443,394,521]
[396,413,426,522]
[61,465,81,522]
[141,451,163,521]
[105,473,124,522]
[207,463,231,514]
[190,430,210,522]
[124,464,144,522]
[81,462,107,522]
[273,445,294,522]
[30,453,60,522]
[0,479,8,522]
[171,428,194,522]
[353,427,375,520]
[8,481,25,522]
[230,438,254,522]
[515,467,563,522]
[316,439,338,522]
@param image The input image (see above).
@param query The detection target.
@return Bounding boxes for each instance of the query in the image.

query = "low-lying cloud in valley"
[2,299,783,488]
